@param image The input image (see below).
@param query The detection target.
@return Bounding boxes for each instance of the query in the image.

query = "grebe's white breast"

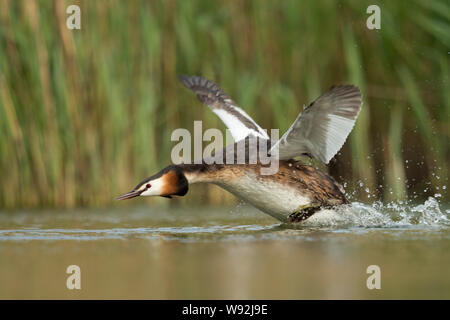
[216,173,313,223]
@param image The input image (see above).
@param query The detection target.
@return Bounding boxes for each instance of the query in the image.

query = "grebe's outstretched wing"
[178,75,269,141]
[270,85,362,164]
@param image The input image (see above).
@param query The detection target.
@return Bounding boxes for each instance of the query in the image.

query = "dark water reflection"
[0,202,449,299]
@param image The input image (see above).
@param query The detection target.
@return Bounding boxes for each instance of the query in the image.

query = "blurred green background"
[0,0,448,208]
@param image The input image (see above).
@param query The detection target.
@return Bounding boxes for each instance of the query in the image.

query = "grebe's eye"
[146,183,151,189]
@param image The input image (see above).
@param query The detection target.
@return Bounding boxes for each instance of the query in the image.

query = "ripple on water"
[0,224,281,241]
[0,197,448,242]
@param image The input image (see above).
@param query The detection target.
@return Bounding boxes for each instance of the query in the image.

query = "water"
[0,198,449,299]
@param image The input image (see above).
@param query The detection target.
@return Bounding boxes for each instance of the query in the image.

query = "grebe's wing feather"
[270,85,362,164]
[178,75,269,141]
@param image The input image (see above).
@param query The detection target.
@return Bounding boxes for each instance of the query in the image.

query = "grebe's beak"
[115,189,143,200]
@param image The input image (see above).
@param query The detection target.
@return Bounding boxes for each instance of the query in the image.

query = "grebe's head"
[115,165,189,200]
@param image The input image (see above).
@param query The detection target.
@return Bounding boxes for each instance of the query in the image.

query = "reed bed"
[0,0,448,208]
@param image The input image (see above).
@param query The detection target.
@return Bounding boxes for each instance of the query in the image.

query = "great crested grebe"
[116,76,362,223]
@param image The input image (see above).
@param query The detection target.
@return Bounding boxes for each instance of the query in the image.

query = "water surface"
[0,198,449,299]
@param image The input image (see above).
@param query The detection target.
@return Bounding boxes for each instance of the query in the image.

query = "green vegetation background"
[0,0,448,208]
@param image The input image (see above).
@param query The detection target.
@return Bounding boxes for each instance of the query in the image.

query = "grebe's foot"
[289,203,321,223]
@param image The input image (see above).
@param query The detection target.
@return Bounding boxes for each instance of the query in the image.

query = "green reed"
[0,0,448,208]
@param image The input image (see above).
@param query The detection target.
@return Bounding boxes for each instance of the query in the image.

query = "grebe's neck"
[178,163,219,184]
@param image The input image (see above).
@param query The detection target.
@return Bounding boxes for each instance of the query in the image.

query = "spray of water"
[303,196,449,228]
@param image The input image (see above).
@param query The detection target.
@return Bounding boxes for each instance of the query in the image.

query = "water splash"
[303,196,449,228]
